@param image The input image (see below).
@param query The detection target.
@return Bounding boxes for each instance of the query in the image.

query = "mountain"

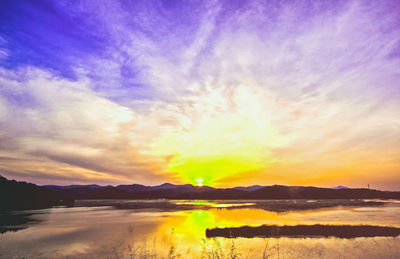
[45,184,103,190]
[115,183,215,198]
[44,182,215,199]
[244,185,398,199]
[43,183,400,200]
[119,183,214,192]
[46,184,133,199]
[333,185,350,190]
[0,175,72,211]
[2,175,399,206]
[151,183,180,190]
[234,185,263,191]
[116,184,148,192]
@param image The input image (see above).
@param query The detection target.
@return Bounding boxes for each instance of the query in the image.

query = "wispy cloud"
[0,0,399,189]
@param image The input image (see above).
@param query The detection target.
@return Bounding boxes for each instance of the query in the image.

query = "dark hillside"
[0,175,71,211]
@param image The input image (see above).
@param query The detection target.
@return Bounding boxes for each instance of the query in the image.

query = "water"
[0,199,399,258]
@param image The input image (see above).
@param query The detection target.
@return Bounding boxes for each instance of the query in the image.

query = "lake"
[1,199,400,258]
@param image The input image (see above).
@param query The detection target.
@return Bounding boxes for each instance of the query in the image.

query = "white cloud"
[1,0,399,188]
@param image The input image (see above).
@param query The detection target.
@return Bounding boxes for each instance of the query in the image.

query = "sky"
[0,0,399,190]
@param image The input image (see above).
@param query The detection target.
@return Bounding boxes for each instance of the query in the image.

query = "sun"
[195,178,204,187]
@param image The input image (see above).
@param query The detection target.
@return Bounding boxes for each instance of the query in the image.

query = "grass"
[108,224,400,259]
[114,236,400,259]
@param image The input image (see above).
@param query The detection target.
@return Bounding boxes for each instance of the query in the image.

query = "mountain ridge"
[2,175,399,212]
[43,181,400,200]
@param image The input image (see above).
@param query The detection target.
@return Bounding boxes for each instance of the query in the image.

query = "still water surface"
[0,199,399,258]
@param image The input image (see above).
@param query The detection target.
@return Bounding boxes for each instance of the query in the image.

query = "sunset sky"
[0,0,399,190]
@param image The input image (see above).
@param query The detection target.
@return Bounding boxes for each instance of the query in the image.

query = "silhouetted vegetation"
[0,175,73,211]
[206,224,400,238]
[2,174,399,212]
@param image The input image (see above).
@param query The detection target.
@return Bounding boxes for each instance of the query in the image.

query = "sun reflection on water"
[174,201,256,208]
[155,208,300,245]
[1,202,400,258]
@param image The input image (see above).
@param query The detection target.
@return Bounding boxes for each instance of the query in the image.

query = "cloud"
[0,67,168,184]
[0,0,399,188]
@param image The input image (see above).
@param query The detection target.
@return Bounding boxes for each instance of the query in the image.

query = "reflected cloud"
[1,201,400,258]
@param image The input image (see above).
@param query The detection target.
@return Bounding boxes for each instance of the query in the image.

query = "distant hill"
[333,185,350,190]
[241,185,399,199]
[44,182,400,200]
[234,185,263,191]
[45,182,215,199]
[2,175,399,209]
[0,175,72,211]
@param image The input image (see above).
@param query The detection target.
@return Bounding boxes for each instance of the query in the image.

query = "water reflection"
[0,200,399,258]
[0,211,43,234]
[74,198,387,212]
[174,201,256,208]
